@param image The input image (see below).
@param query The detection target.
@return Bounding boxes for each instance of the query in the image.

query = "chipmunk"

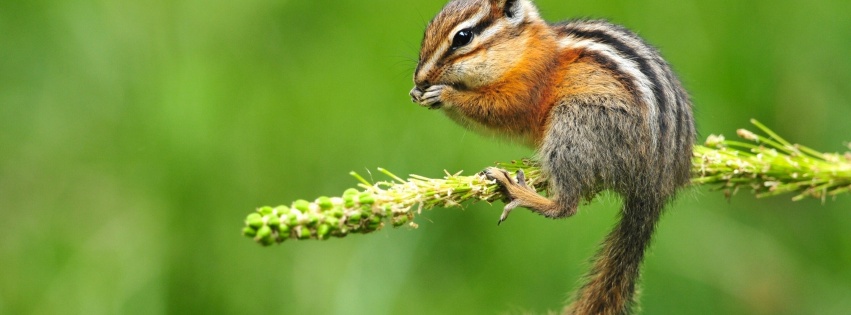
[409,0,694,314]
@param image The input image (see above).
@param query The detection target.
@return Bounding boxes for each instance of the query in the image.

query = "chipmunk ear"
[494,0,539,25]
[503,0,520,18]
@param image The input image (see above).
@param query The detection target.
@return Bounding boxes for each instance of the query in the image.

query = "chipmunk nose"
[414,80,431,90]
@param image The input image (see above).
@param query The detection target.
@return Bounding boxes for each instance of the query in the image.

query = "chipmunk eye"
[451,29,474,49]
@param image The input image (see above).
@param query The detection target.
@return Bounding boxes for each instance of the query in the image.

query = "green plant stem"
[243,120,851,245]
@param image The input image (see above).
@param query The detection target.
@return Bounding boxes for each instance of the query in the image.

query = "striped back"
[555,19,695,190]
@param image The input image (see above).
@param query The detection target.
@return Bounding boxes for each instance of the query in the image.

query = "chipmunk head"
[412,0,543,91]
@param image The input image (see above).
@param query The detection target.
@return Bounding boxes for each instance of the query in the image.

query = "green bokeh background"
[2,0,850,314]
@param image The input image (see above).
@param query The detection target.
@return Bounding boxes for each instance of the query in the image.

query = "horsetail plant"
[243,120,850,245]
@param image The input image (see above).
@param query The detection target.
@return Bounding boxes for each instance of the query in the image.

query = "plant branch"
[243,120,851,245]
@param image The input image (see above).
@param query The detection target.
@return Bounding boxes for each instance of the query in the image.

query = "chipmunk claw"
[498,199,523,225]
[484,167,531,225]
[484,167,529,188]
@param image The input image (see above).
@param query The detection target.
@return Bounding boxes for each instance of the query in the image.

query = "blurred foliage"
[1,0,850,314]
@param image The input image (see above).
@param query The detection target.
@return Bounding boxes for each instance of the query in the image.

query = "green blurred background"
[2,0,850,314]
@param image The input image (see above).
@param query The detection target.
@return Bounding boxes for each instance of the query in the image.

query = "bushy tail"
[564,196,664,315]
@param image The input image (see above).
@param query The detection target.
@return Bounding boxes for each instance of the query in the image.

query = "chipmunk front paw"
[410,84,450,109]
[484,167,534,225]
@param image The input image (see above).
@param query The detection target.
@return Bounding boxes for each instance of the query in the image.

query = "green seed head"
[343,196,355,208]
[278,224,291,239]
[294,199,311,212]
[273,205,290,215]
[259,236,275,246]
[325,216,339,227]
[265,214,280,229]
[343,188,359,197]
[256,225,273,242]
[306,213,320,226]
[298,226,312,240]
[259,206,274,215]
[287,210,300,226]
[358,192,375,205]
[348,211,362,222]
[392,215,408,227]
[316,196,333,210]
[367,220,382,231]
[246,213,264,229]
[242,226,257,237]
[317,224,331,240]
